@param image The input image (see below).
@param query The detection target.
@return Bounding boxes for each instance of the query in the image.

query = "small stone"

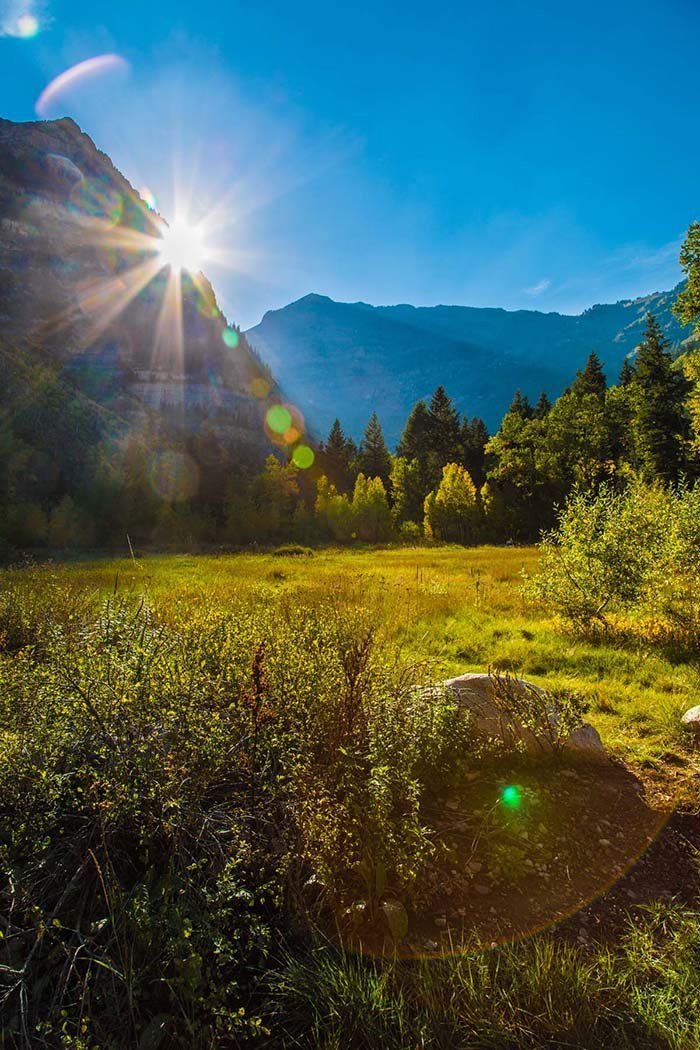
[681,705,700,736]
[456,907,466,917]
[424,940,439,951]
[489,906,497,914]
[467,860,483,873]
[434,916,447,928]
[446,799,460,811]
[475,884,491,895]
[598,838,611,847]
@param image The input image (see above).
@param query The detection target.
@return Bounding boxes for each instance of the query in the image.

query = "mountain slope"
[0,116,288,545]
[247,288,690,441]
[0,116,280,453]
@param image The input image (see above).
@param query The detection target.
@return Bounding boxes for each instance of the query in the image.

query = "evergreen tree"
[629,314,691,482]
[674,221,700,332]
[534,391,552,419]
[356,412,391,486]
[322,418,357,493]
[508,390,534,419]
[460,416,489,487]
[396,400,430,461]
[619,358,635,387]
[571,352,606,398]
[427,386,462,466]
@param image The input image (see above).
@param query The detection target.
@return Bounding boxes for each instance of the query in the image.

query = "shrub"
[0,576,470,1045]
[530,481,700,647]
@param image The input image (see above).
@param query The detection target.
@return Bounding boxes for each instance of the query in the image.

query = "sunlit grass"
[18,544,698,776]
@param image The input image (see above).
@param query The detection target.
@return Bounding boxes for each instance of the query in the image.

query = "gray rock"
[443,672,607,763]
[681,705,700,736]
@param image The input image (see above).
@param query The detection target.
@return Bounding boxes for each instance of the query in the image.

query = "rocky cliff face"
[0,116,277,458]
[247,287,691,442]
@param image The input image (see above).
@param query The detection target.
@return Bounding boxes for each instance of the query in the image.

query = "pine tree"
[508,390,534,419]
[618,358,635,387]
[322,418,356,493]
[396,400,430,461]
[630,313,691,482]
[534,392,552,419]
[357,412,391,486]
[427,386,462,465]
[460,416,489,487]
[674,221,700,332]
[571,352,606,398]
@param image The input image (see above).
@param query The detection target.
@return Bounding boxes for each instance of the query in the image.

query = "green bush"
[0,576,468,1045]
[530,482,700,647]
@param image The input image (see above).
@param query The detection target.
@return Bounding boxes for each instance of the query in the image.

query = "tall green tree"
[356,412,392,486]
[389,455,424,524]
[322,418,357,493]
[619,358,635,387]
[427,386,462,467]
[460,416,489,488]
[424,463,480,544]
[629,314,691,482]
[674,220,700,331]
[571,352,606,398]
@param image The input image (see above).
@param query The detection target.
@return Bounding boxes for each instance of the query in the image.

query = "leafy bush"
[530,482,700,648]
[0,575,469,1045]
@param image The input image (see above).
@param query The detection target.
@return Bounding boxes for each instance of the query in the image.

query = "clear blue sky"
[1,0,699,329]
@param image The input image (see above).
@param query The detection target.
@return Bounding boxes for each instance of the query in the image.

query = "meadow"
[35,544,699,777]
[1,545,699,1048]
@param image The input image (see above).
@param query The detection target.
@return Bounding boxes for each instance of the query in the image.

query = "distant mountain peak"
[247,286,690,442]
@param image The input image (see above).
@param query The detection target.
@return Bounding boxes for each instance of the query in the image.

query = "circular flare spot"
[266,405,292,434]
[292,445,315,469]
[501,784,522,808]
[149,451,199,502]
[222,328,239,348]
[250,376,271,398]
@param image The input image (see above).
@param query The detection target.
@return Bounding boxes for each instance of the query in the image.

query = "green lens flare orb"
[292,445,314,469]
[266,405,292,434]
[222,328,239,348]
[501,784,521,808]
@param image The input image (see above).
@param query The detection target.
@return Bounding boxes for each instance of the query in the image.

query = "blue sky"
[1,0,699,329]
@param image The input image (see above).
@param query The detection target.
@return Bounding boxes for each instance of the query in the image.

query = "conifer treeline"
[296,311,695,545]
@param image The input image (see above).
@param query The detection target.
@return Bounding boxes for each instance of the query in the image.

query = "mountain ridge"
[247,284,690,442]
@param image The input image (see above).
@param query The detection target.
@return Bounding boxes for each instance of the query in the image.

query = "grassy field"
[31,544,698,780]
[1,545,699,1048]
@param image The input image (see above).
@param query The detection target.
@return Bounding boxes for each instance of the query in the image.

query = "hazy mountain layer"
[247,288,690,441]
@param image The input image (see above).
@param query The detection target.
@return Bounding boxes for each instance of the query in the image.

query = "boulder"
[443,672,607,763]
[681,705,700,737]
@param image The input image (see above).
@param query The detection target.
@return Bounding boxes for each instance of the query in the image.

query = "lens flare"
[292,445,315,469]
[140,186,157,211]
[266,405,292,434]
[157,218,208,274]
[501,784,521,808]
[222,328,239,348]
[36,54,130,117]
[16,13,39,37]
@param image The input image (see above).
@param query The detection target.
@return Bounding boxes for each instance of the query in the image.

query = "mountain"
[246,288,691,442]
[0,116,285,546]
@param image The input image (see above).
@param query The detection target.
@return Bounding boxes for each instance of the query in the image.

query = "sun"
[157,217,208,273]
